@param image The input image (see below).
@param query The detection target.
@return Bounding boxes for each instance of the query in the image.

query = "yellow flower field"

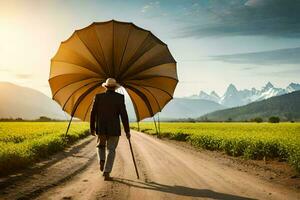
[0,122,89,174]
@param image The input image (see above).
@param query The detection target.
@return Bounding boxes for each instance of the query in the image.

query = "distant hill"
[199,91,300,121]
[0,82,66,120]
[150,98,225,121]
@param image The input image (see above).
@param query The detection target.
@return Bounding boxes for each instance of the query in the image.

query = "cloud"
[242,67,256,71]
[15,73,33,79]
[141,1,160,13]
[256,68,300,77]
[177,0,300,38]
[211,47,300,65]
[140,1,170,18]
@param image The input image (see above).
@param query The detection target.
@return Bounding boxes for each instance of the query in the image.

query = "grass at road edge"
[0,122,89,175]
[130,122,300,173]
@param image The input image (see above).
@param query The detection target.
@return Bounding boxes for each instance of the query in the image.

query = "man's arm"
[120,96,130,138]
[90,96,97,135]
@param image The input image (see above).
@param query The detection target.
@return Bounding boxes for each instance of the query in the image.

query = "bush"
[226,118,233,122]
[251,117,263,123]
[169,132,189,141]
[269,116,280,123]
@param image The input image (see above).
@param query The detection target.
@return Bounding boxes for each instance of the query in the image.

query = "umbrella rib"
[70,83,102,117]
[112,21,115,77]
[61,81,100,111]
[138,85,162,112]
[125,88,140,121]
[52,78,101,98]
[76,32,109,77]
[118,32,152,75]
[50,76,101,98]
[93,25,109,76]
[124,84,154,117]
[51,46,104,75]
[120,36,174,79]
[129,75,178,82]
[48,73,100,83]
[117,25,132,79]
[122,62,176,80]
[124,82,173,98]
[52,78,98,99]
[131,84,162,112]
[51,60,102,76]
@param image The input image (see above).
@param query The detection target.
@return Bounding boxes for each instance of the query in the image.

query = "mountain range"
[1,81,299,121]
[188,82,300,108]
[199,90,300,122]
[0,82,224,121]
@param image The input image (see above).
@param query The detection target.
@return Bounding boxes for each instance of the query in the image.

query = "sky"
[1,0,300,98]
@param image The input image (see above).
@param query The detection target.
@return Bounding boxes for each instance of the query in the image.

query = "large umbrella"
[49,20,178,124]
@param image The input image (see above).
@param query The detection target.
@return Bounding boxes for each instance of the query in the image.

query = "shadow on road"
[113,178,257,200]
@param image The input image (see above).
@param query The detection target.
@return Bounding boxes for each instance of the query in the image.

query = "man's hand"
[96,135,100,147]
[90,130,96,136]
[126,132,131,139]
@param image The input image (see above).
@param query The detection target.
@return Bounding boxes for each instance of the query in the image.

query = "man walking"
[90,78,130,181]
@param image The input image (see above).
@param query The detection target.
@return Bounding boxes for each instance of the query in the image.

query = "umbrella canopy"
[49,20,178,122]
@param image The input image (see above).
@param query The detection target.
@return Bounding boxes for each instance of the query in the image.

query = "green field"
[131,122,300,172]
[0,122,89,174]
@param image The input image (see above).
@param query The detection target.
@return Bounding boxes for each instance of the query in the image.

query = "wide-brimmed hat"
[102,78,120,89]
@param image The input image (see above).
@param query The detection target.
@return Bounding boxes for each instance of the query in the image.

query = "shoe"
[99,160,105,172]
[103,172,112,181]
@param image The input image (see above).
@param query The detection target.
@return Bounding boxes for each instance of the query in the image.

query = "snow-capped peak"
[225,84,238,94]
[210,91,220,99]
[187,82,300,108]
[286,83,300,92]
[199,90,208,96]
[261,82,274,92]
[198,91,210,98]
[197,90,220,102]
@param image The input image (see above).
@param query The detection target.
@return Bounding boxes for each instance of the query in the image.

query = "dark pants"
[97,135,119,173]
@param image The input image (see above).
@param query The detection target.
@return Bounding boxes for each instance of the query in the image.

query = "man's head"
[102,78,120,91]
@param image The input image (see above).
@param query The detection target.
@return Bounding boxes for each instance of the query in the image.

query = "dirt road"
[0,131,299,200]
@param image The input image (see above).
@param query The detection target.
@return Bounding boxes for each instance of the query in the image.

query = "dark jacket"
[90,90,130,136]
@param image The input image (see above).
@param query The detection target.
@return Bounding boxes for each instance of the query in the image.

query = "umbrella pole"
[63,89,87,138]
[137,121,140,131]
[153,116,159,138]
[158,113,160,133]
[128,138,139,179]
[65,115,74,138]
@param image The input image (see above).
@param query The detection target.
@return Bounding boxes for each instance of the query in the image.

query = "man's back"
[90,90,129,136]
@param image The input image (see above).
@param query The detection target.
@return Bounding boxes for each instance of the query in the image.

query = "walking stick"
[127,138,139,179]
